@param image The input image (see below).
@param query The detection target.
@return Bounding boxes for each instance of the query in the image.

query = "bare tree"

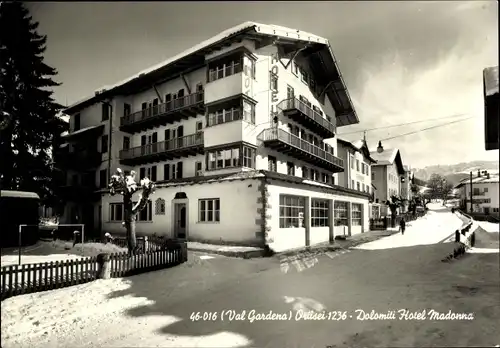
[427,173,444,200]
[108,168,155,255]
[440,181,454,205]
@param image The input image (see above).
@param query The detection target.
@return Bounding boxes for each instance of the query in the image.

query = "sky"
[27,1,499,169]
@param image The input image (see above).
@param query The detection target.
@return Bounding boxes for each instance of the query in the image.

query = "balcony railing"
[278,98,336,137]
[208,63,242,83]
[120,132,204,161]
[260,128,344,170]
[120,91,204,128]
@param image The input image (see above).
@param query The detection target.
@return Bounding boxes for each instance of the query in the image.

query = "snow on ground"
[477,221,500,233]
[1,274,251,348]
[1,253,83,267]
[354,204,463,250]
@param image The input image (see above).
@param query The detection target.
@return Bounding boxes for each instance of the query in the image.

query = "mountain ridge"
[413,160,499,186]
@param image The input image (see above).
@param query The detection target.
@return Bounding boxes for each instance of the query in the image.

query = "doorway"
[174,203,187,239]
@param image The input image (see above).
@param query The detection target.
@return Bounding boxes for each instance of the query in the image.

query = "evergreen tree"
[0,1,66,204]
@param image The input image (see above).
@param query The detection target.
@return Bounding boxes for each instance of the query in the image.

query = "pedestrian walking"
[399,218,406,235]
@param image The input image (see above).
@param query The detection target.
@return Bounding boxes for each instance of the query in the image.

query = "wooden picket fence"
[1,243,187,301]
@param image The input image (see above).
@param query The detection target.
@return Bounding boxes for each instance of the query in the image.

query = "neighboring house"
[400,165,413,212]
[483,66,499,151]
[57,22,372,252]
[336,137,377,194]
[369,142,405,214]
[455,171,499,217]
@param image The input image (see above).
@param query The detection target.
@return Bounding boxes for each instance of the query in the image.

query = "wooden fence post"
[97,253,111,279]
[180,242,188,262]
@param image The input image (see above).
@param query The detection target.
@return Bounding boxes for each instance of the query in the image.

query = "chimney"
[377,141,383,153]
[478,170,481,177]
[487,173,490,179]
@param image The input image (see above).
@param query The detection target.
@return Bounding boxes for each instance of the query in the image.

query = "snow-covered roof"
[61,124,104,138]
[369,148,399,166]
[484,66,499,97]
[455,173,500,187]
[64,22,358,126]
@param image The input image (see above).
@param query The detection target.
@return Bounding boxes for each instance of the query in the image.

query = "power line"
[379,117,474,141]
[338,113,471,135]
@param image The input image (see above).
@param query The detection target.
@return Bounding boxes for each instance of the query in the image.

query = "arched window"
[155,198,165,215]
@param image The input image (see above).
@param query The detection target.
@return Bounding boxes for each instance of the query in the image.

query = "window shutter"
[164,164,170,180]
[177,162,183,179]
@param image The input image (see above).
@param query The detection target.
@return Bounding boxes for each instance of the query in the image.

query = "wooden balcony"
[119,132,204,166]
[278,98,336,138]
[54,149,101,170]
[120,91,205,133]
[260,128,344,173]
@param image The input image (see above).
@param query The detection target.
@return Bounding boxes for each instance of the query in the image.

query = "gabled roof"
[64,22,358,126]
[337,138,377,163]
[369,148,405,175]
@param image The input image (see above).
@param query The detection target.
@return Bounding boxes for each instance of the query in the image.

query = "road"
[2,244,499,348]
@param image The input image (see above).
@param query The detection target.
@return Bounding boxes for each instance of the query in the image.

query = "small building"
[455,171,499,217]
[369,142,405,215]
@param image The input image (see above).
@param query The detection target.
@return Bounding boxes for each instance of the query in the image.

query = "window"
[151,165,157,181]
[300,68,308,84]
[99,169,107,188]
[101,135,108,154]
[123,103,131,117]
[195,161,203,176]
[73,113,80,131]
[198,198,220,222]
[243,147,255,168]
[311,199,329,227]
[302,167,309,179]
[334,201,348,226]
[109,203,124,222]
[357,182,360,191]
[279,195,305,228]
[351,180,354,189]
[208,107,244,126]
[361,163,365,175]
[163,164,170,180]
[102,103,110,121]
[311,169,319,181]
[372,172,375,180]
[322,173,329,184]
[484,188,489,193]
[242,100,255,124]
[123,136,130,150]
[473,188,480,195]
[155,198,165,215]
[208,60,242,82]
[352,203,362,226]
[287,162,295,176]
[351,156,355,170]
[356,159,360,172]
[270,71,278,91]
[140,167,146,179]
[268,156,277,172]
[196,121,203,132]
[176,161,183,179]
[207,147,242,170]
[292,61,299,76]
[135,200,153,222]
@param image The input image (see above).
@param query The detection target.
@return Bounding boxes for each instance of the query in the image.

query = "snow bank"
[1,276,251,348]
[477,221,500,233]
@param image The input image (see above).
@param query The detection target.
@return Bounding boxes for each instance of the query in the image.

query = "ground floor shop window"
[311,199,329,227]
[352,203,362,226]
[334,201,348,226]
[279,195,305,228]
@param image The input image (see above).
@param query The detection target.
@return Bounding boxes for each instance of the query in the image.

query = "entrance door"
[174,203,187,239]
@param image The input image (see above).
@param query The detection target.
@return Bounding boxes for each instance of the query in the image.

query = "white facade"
[457,173,499,216]
[60,23,368,251]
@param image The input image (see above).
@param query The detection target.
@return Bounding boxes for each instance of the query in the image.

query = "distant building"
[336,137,376,193]
[455,171,499,217]
[483,66,499,151]
[369,142,405,210]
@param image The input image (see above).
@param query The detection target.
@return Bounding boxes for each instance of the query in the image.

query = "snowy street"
[2,204,499,348]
